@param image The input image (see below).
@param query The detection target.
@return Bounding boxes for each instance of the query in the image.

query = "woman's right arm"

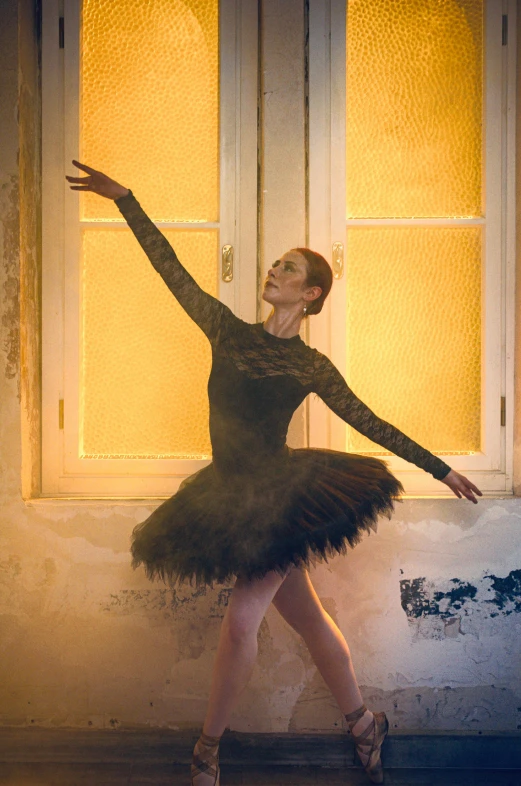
[66,160,233,342]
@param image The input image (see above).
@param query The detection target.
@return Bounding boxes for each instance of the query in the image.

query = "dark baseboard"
[0,727,520,770]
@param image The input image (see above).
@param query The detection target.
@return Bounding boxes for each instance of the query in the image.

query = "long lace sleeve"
[312,352,452,481]
[115,190,234,341]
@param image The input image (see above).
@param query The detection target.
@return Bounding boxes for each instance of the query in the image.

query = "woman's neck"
[262,307,303,339]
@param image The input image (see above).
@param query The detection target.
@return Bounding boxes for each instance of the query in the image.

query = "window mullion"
[80,222,222,230]
[503,0,517,490]
[346,218,486,226]
[42,0,66,495]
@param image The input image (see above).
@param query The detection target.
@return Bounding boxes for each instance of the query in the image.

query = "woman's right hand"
[65,160,129,201]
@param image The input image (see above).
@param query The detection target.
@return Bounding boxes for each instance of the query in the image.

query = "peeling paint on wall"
[100,586,232,619]
[486,570,521,615]
[400,569,521,620]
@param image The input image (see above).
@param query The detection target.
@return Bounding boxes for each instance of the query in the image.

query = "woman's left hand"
[440,469,482,504]
[65,160,129,201]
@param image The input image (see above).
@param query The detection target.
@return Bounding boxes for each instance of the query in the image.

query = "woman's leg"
[271,565,365,714]
[203,567,290,735]
[273,568,388,783]
[192,567,290,784]
[271,565,376,764]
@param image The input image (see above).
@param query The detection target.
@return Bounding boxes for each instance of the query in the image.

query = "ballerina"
[66,160,482,785]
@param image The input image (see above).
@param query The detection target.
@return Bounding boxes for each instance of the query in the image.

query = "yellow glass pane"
[81,0,219,222]
[345,227,481,455]
[80,229,217,458]
[346,0,483,218]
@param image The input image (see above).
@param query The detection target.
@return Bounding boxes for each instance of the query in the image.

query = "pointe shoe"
[345,704,389,784]
[190,765,220,786]
[191,731,221,786]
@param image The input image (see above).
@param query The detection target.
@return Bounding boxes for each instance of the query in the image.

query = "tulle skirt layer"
[130,448,404,588]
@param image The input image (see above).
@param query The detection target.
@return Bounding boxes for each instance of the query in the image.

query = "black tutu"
[130,449,404,589]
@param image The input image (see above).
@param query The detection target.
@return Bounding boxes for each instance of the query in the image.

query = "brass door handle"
[222,244,233,282]
[332,242,344,279]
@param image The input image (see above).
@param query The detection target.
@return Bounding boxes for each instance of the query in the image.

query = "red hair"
[293,247,333,315]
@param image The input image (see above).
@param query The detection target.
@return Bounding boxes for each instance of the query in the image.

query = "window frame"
[307,0,516,496]
[41,0,258,497]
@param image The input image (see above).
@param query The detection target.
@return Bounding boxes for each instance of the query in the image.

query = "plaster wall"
[0,0,520,735]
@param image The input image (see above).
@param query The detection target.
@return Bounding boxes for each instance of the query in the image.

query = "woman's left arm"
[312,352,482,503]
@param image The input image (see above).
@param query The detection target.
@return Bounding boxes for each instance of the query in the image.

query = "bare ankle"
[202,726,224,738]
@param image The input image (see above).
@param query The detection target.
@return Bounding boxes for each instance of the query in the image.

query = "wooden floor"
[0,763,519,785]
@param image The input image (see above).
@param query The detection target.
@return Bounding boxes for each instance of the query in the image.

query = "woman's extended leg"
[271,565,383,775]
[191,567,290,785]
[271,564,365,715]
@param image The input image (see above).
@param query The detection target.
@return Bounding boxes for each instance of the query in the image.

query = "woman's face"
[262,250,320,309]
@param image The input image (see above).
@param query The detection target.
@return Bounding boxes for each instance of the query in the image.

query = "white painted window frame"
[42,0,258,497]
[307,0,516,496]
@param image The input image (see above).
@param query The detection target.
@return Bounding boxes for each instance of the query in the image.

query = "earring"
[303,304,308,316]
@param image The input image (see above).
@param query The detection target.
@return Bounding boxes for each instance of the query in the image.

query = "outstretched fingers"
[65,172,91,191]
[65,160,127,199]
[466,478,482,496]
[457,476,481,504]
[71,159,98,174]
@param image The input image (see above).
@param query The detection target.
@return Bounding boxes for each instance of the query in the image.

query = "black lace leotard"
[116,191,451,588]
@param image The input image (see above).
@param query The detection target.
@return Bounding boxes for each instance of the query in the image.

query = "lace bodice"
[115,191,451,481]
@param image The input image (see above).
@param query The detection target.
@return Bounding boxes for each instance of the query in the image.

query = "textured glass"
[345,227,481,455]
[346,0,483,218]
[80,0,219,222]
[80,229,218,458]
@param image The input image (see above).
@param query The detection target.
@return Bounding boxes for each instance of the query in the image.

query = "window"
[308,0,516,494]
[42,0,258,496]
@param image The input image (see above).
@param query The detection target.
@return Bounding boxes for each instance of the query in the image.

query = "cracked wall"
[1,0,521,735]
